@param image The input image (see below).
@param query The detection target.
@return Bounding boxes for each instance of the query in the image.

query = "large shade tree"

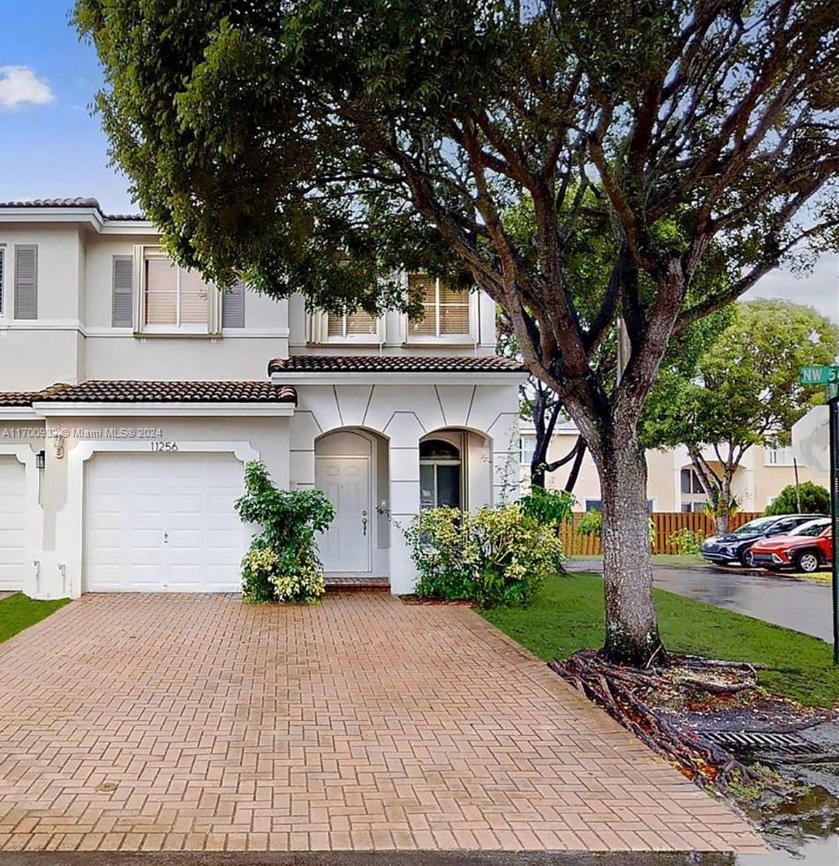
[76,0,839,665]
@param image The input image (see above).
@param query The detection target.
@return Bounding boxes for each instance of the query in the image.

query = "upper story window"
[144,255,209,332]
[309,308,383,344]
[0,246,4,316]
[118,247,243,334]
[407,273,471,341]
[327,310,379,340]
[765,445,794,466]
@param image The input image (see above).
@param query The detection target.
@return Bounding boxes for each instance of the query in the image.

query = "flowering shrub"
[667,528,704,556]
[235,461,334,603]
[403,505,564,607]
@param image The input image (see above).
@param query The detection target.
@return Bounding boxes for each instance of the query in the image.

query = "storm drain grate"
[700,730,823,753]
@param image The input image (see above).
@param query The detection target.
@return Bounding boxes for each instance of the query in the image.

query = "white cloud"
[744,253,839,323]
[0,66,55,110]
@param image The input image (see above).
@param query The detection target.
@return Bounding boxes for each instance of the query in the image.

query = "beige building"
[520,422,828,512]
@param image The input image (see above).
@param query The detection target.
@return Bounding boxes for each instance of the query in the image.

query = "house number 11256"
[150,441,179,453]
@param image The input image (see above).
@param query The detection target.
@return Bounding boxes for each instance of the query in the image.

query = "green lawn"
[0,593,70,645]
[482,573,839,708]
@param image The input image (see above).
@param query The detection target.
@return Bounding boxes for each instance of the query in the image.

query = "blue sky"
[0,0,836,322]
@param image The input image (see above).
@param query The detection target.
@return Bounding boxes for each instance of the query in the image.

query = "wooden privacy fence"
[558,511,763,556]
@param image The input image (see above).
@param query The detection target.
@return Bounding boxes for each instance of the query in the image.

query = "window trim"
[765,445,795,466]
[308,309,385,345]
[420,437,464,510]
[403,274,476,344]
[134,246,221,337]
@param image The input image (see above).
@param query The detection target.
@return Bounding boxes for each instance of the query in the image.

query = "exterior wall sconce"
[36,451,46,470]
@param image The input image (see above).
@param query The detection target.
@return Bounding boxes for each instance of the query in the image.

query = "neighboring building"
[519,423,829,512]
[0,199,524,598]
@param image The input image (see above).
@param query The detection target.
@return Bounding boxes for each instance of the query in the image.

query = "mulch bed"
[399,595,475,607]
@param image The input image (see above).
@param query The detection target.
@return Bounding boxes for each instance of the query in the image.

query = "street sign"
[800,365,839,386]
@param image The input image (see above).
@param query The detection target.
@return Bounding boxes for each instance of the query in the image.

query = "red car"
[749,517,833,574]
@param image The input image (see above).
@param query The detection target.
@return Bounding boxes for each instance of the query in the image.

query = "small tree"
[644,301,837,532]
[765,481,831,516]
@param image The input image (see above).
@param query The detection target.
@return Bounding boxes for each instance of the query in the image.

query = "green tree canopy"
[76,0,839,665]
[644,300,838,528]
[765,482,831,516]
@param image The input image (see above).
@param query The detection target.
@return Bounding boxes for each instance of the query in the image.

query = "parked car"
[700,514,826,567]
[749,517,833,574]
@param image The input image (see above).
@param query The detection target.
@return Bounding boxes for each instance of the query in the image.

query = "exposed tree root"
[550,649,778,794]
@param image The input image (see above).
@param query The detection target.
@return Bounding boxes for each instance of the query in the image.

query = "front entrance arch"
[314,428,389,576]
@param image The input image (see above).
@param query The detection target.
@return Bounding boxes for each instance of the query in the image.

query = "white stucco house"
[0,198,524,599]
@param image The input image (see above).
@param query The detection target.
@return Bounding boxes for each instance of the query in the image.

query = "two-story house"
[0,199,524,599]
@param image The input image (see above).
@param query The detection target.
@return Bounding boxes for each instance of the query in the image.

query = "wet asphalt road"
[567,559,834,642]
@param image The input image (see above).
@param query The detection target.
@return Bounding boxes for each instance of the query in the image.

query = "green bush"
[667,527,704,556]
[235,461,335,603]
[519,486,575,525]
[577,509,602,537]
[403,505,565,607]
[765,482,830,516]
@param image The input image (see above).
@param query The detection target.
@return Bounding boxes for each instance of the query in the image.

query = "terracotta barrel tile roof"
[26,381,296,404]
[0,198,146,221]
[0,384,70,407]
[268,354,526,375]
[0,392,46,408]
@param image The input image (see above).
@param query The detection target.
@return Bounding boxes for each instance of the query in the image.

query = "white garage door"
[84,452,250,592]
[0,456,26,591]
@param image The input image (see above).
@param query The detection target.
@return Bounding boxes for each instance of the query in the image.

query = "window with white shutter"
[407,273,471,339]
[111,255,133,327]
[14,245,37,320]
[222,282,245,328]
[141,251,213,332]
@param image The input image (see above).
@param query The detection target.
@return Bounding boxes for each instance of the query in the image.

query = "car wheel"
[795,551,821,574]
[739,548,755,568]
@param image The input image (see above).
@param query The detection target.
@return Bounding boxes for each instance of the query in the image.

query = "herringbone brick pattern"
[0,594,763,853]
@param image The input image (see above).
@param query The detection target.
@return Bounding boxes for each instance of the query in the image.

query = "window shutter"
[0,248,5,314]
[222,282,245,328]
[14,245,37,320]
[111,255,134,327]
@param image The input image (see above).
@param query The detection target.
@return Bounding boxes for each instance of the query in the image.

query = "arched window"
[420,439,461,509]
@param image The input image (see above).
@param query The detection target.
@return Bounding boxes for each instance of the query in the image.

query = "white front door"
[315,456,371,573]
[84,452,250,592]
[0,456,25,591]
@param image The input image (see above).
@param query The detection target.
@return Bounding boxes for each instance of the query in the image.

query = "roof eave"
[270,370,527,386]
[30,401,295,418]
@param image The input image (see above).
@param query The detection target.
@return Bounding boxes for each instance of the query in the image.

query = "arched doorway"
[315,428,389,576]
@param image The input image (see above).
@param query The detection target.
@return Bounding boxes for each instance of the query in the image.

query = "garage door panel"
[85,452,247,593]
[0,458,25,590]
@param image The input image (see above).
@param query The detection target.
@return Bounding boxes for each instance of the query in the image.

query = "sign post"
[800,365,839,665]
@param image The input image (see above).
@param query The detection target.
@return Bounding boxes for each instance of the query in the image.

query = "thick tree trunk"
[597,434,664,666]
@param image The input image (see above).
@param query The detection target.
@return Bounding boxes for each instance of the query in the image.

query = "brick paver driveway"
[0,594,762,853]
